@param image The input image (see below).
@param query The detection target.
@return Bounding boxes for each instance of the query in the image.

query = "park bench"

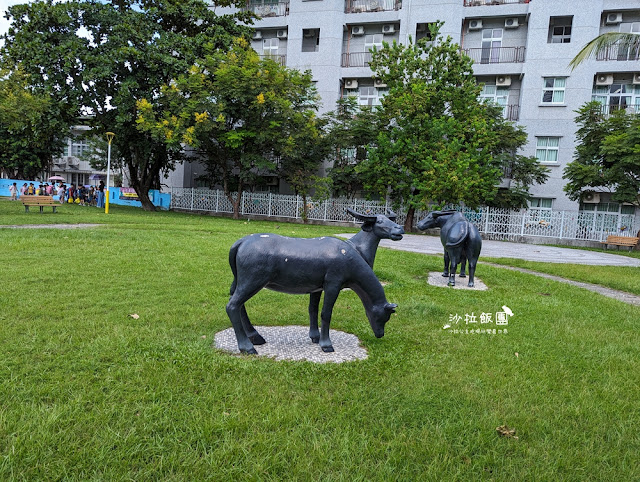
[21,195,59,213]
[600,235,639,251]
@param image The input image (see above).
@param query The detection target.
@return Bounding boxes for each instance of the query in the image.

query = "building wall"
[195,0,640,213]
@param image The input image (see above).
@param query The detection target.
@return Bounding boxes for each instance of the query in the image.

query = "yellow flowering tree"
[137,39,321,218]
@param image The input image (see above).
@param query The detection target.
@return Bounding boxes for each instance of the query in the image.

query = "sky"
[0,0,23,38]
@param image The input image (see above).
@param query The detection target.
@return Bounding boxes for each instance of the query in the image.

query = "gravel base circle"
[427,272,488,290]
[214,325,368,363]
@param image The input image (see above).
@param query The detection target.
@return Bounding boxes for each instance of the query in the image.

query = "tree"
[323,97,379,199]
[0,69,66,179]
[2,0,251,210]
[563,101,640,205]
[136,39,321,219]
[359,24,509,230]
[570,32,640,70]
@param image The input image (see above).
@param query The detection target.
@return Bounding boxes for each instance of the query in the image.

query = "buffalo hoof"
[441,272,449,277]
[249,333,266,345]
[459,274,467,278]
[468,282,475,288]
[321,345,335,353]
[311,336,319,344]
[448,281,455,287]
[241,347,258,355]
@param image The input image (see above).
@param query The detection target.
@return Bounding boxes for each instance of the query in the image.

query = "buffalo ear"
[385,303,397,313]
[386,210,397,222]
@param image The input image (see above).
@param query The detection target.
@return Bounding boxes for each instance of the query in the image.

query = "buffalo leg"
[447,250,457,287]
[309,291,321,343]
[319,287,340,353]
[226,287,262,354]
[467,256,478,288]
[240,306,266,345]
[459,252,467,278]
[442,252,450,277]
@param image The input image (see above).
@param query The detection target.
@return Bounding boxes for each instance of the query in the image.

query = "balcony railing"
[595,42,640,62]
[246,1,289,17]
[598,104,640,116]
[464,0,530,5]
[503,104,520,121]
[462,46,526,63]
[341,51,374,68]
[345,0,400,13]
[259,54,287,66]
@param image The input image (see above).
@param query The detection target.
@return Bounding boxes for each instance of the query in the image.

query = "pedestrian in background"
[9,183,17,200]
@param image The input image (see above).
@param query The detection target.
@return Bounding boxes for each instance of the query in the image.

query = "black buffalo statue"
[226,209,404,354]
[417,210,482,287]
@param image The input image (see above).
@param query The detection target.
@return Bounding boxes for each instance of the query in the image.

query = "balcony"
[345,0,401,13]
[463,46,526,63]
[595,43,640,62]
[503,104,520,121]
[464,0,530,5]
[259,54,287,66]
[342,52,373,68]
[246,1,289,17]
[598,104,640,116]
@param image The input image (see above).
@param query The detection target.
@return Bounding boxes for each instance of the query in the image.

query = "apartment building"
[234,0,639,216]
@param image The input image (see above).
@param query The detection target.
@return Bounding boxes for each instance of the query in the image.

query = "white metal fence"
[170,188,640,243]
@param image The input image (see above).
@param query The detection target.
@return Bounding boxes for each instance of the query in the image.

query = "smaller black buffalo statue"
[417,210,482,287]
[226,210,404,354]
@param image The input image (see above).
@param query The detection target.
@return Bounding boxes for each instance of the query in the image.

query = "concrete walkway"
[338,233,640,306]
[338,233,640,267]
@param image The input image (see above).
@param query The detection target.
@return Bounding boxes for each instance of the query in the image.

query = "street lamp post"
[105,132,115,214]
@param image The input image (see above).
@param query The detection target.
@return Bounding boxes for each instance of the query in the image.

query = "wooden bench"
[21,195,59,213]
[600,235,639,251]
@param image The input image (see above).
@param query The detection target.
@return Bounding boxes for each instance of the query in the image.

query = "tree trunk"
[404,205,415,233]
[137,189,156,211]
[302,193,308,223]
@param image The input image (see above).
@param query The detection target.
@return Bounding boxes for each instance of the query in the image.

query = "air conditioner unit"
[252,30,262,40]
[469,19,482,30]
[605,12,622,25]
[582,192,600,203]
[374,79,387,88]
[344,79,359,89]
[352,26,365,36]
[277,29,288,39]
[504,18,519,29]
[596,74,614,86]
[382,24,396,35]
[633,73,640,85]
[496,75,511,86]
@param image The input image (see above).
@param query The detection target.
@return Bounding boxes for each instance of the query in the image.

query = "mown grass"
[1,200,639,480]
[484,258,640,296]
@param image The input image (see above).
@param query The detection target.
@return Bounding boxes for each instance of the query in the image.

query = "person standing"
[9,183,17,200]
[27,183,35,195]
[56,183,65,204]
[20,183,27,197]
[97,180,105,208]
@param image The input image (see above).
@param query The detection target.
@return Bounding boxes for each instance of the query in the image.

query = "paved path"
[338,233,640,306]
[338,233,640,267]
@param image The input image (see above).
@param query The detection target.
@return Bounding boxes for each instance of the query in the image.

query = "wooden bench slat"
[21,196,59,213]
[600,235,639,251]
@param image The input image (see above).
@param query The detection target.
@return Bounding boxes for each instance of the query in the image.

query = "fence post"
[190,188,194,211]
[268,192,272,217]
[323,200,328,221]
[241,192,246,216]
[296,195,300,219]
[559,211,565,239]
[520,209,526,236]
[484,207,490,234]
[170,187,174,209]
[215,189,219,212]
[599,213,606,242]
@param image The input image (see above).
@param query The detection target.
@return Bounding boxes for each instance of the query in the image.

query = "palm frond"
[569,32,640,70]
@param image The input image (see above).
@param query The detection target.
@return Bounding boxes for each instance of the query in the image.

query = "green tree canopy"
[359,23,538,229]
[0,69,66,179]
[564,101,640,205]
[2,0,251,210]
[136,38,322,218]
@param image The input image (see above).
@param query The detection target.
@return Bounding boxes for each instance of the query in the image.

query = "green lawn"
[1,200,639,480]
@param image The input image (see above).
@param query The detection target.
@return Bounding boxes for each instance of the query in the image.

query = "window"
[262,38,279,57]
[364,34,384,64]
[592,83,640,114]
[535,137,560,164]
[480,84,509,117]
[61,139,70,157]
[548,16,572,43]
[416,23,436,42]
[616,22,640,61]
[71,139,88,157]
[530,197,553,222]
[302,29,320,52]
[481,28,502,64]
[541,77,566,104]
[348,86,387,107]
[530,198,553,209]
